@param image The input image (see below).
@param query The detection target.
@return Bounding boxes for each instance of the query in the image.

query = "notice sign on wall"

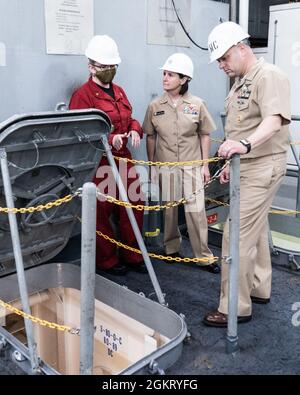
[45,0,94,55]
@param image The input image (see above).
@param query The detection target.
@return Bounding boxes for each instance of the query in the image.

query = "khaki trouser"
[218,153,287,316]
[159,166,213,265]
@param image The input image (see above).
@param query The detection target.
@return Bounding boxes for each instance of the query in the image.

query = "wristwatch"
[239,139,251,154]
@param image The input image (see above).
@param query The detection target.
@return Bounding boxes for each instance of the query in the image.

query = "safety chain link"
[206,198,230,207]
[0,299,80,335]
[211,139,300,146]
[205,197,300,216]
[74,216,217,264]
[0,194,75,214]
[96,160,231,212]
[110,154,221,167]
[0,172,297,217]
[97,192,185,211]
[269,208,300,215]
[110,140,300,168]
[95,229,218,264]
[87,160,229,265]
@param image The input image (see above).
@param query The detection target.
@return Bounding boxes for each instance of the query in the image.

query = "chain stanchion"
[80,182,97,375]
[0,148,39,372]
[227,155,240,354]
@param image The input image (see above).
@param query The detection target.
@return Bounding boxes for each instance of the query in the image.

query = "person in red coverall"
[69,35,146,275]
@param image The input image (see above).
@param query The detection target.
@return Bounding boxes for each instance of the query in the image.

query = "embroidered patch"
[183,104,199,115]
[154,111,165,116]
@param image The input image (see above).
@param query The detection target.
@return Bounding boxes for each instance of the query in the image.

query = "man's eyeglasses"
[91,63,118,71]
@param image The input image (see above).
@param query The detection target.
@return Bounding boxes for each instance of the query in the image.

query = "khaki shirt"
[225,57,291,159]
[143,92,216,162]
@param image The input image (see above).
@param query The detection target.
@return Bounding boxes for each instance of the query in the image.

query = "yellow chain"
[97,192,186,211]
[96,160,230,212]
[96,229,218,264]
[0,299,79,335]
[111,155,221,167]
[211,139,300,146]
[206,198,230,207]
[110,140,299,167]
[269,208,300,215]
[206,198,300,216]
[0,194,74,214]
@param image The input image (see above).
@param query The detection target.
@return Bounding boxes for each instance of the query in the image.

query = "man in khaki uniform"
[203,22,291,326]
[143,53,220,274]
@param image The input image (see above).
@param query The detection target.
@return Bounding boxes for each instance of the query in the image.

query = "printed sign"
[44,0,94,55]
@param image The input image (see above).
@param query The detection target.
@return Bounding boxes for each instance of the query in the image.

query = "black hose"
[171,0,208,51]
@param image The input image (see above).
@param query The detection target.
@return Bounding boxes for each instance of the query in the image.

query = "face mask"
[95,68,116,84]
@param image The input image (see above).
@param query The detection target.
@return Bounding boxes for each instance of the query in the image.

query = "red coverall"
[69,77,144,269]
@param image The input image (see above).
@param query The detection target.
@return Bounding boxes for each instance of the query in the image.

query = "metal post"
[226,155,240,354]
[296,173,300,219]
[239,0,249,33]
[101,136,166,305]
[231,0,237,23]
[80,182,97,375]
[273,20,278,65]
[268,225,277,256]
[0,148,39,372]
[289,130,300,218]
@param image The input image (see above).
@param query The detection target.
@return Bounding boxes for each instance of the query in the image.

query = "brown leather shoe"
[203,310,252,327]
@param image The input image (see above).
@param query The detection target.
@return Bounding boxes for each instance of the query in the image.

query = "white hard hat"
[85,35,121,65]
[208,22,250,63]
[160,53,194,79]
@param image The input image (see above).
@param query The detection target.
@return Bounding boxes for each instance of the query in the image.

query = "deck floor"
[1,235,299,375]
